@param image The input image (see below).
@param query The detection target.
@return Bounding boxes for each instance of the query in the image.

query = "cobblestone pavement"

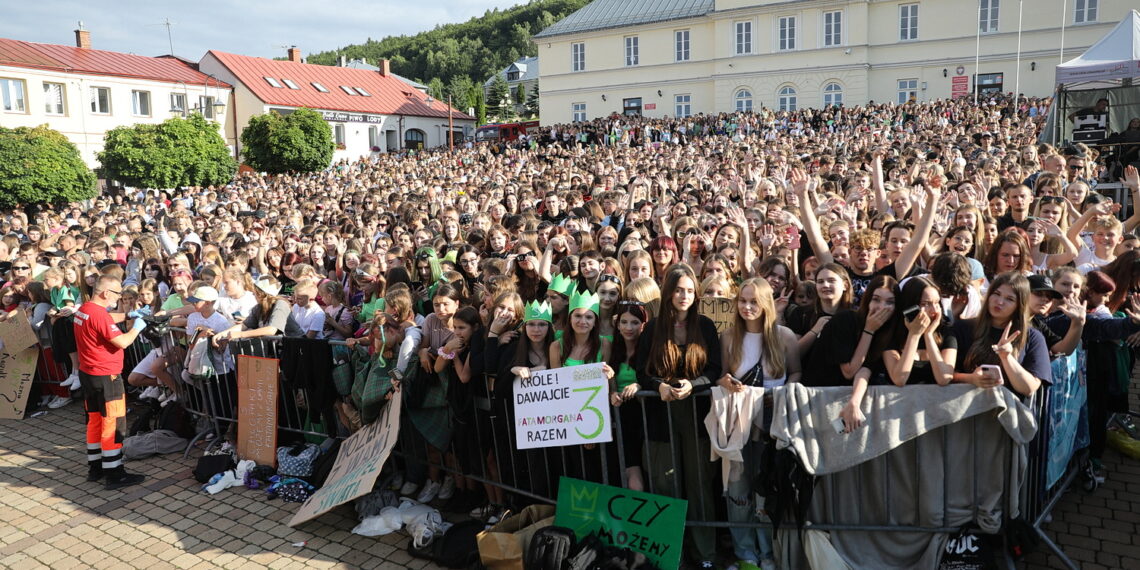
[1,387,1137,569]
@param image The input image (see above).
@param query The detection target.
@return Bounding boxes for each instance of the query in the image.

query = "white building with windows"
[484,56,540,116]
[198,48,473,161]
[534,0,1131,124]
[0,29,234,167]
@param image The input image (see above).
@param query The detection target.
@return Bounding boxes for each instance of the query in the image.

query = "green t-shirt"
[162,294,185,312]
[50,286,79,309]
[360,297,386,323]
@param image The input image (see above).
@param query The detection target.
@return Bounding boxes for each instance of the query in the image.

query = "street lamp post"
[448,94,454,152]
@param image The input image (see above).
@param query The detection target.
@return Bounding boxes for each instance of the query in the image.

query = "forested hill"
[307,0,588,95]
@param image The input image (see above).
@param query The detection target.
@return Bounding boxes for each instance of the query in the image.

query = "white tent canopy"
[1055,9,1140,85]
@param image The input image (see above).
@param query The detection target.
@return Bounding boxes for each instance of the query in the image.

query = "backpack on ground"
[308,438,343,488]
[408,519,485,569]
[129,398,161,435]
[182,330,216,387]
[525,525,576,570]
[123,429,188,459]
[157,400,195,440]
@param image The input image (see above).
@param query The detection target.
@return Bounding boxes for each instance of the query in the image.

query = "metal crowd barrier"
[133,330,1074,567]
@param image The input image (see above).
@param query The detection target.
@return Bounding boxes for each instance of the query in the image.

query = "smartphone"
[902,306,920,322]
[786,227,801,249]
[980,364,1004,384]
[832,417,848,435]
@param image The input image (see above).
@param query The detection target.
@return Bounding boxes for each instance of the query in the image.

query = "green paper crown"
[549,273,576,298]
[524,300,553,323]
[569,289,600,316]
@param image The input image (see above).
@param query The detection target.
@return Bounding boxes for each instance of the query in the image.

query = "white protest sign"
[514,362,612,450]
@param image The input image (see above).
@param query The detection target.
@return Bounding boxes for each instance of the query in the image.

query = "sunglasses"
[617,300,645,306]
[12,266,29,270]
[1039,196,1065,205]
[598,274,621,285]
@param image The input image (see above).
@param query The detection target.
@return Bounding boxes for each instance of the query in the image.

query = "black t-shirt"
[542,210,567,225]
[801,309,859,387]
[996,212,1030,232]
[951,318,1053,388]
[868,325,958,386]
[1031,314,1064,352]
[845,266,875,306]
[875,261,928,282]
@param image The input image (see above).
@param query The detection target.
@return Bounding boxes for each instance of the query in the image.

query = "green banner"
[554,477,686,569]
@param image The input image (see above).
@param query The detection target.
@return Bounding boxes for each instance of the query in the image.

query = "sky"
[1,0,527,60]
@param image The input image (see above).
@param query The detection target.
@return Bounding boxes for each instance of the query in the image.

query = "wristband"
[863,329,875,336]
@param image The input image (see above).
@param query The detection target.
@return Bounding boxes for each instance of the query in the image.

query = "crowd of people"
[4,92,1140,570]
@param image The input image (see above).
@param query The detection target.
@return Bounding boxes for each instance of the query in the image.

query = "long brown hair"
[646,264,707,381]
[964,272,1030,370]
[724,278,786,379]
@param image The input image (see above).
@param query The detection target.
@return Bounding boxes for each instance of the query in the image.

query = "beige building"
[534,0,1132,124]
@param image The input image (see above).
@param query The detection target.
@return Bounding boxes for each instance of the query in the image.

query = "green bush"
[0,125,96,209]
[98,114,237,189]
[240,108,335,174]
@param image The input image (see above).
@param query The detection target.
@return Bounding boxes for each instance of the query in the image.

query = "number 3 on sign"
[573,385,605,439]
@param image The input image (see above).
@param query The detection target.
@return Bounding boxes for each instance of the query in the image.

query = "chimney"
[288,47,302,63]
[379,59,390,77]
[337,55,347,67]
[75,26,91,50]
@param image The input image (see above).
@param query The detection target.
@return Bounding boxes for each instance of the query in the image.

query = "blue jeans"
[725,438,773,562]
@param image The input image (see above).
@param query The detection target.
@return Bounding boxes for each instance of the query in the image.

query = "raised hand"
[992,322,1021,355]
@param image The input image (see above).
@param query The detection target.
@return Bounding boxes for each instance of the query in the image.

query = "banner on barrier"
[699,297,734,334]
[0,347,38,419]
[289,389,402,526]
[236,355,279,466]
[514,362,612,450]
[554,477,686,570]
[0,310,38,354]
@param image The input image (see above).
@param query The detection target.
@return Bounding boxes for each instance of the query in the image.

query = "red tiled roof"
[0,37,229,87]
[206,50,471,120]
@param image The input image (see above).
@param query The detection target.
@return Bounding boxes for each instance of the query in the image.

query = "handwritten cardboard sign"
[0,347,39,419]
[289,388,402,527]
[555,477,686,570]
[236,355,279,466]
[699,297,734,334]
[0,310,38,354]
[514,363,612,450]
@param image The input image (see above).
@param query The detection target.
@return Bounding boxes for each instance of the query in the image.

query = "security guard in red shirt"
[74,275,150,489]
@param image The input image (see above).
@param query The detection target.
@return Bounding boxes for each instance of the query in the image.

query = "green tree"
[427,77,446,101]
[487,74,512,122]
[0,125,96,209]
[98,114,236,189]
[241,108,335,174]
[525,81,540,118]
[475,90,487,125]
[515,83,527,105]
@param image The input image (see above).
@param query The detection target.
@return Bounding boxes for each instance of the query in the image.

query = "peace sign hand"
[991,322,1021,356]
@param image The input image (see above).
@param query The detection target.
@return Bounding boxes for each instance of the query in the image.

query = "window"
[899,4,919,41]
[823,83,844,107]
[506,70,520,81]
[625,36,639,67]
[170,92,187,116]
[333,123,345,146]
[571,42,586,72]
[778,16,796,51]
[131,90,151,116]
[1,78,27,113]
[199,96,216,119]
[368,126,380,149]
[675,94,691,118]
[572,102,586,123]
[734,89,753,113]
[355,87,371,96]
[824,11,843,47]
[979,0,999,33]
[1075,0,1097,23]
[282,79,300,90]
[90,86,111,114]
[976,72,1004,95]
[623,97,643,117]
[675,30,690,62]
[340,85,358,95]
[404,129,425,150]
[897,79,918,104]
[264,77,283,88]
[735,21,752,55]
[311,82,329,93]
[43,82,65,115]
[777,86,797,111]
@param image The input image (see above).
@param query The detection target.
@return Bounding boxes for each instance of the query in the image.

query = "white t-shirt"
[1074,243,1112,275]
[215,291,258,322]
[291,302,325,338]
[186,310,234,373]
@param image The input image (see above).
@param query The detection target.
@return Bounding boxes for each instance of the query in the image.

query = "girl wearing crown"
[508,299,557,498]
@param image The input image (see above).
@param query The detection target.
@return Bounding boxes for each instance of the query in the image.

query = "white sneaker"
[400,480,420,496]
[159,391,178,407]
[416,479,441,503]
[437,475,455,500]
[64,373,80,390]
[140,386,160,400]
[47,395,72,409]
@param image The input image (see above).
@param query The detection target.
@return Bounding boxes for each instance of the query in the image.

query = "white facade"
[535,0,1136,124]
[0,64,234,167]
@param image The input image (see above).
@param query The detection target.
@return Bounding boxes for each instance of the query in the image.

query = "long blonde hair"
[724,278,785,379]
